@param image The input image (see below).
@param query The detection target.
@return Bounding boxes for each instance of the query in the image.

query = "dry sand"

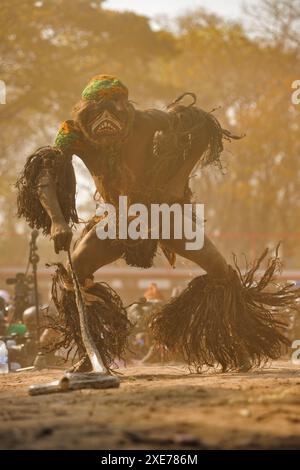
[0,360,300,450]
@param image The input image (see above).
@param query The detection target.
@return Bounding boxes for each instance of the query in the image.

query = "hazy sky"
[105,0,259,20]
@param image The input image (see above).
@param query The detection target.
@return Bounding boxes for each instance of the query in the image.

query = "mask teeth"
[97,121,119,132]
[92,111,122,133]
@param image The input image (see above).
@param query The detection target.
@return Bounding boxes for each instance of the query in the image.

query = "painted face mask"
[74,74,135,149]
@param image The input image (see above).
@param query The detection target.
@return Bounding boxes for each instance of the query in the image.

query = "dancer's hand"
[51,220,73,253]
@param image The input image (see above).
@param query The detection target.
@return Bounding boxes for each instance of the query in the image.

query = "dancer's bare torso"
[38,108,208,255]
[80,110,206,205]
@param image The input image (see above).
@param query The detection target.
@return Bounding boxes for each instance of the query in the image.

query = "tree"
[0,0,176,264]
[245,0,300,51]
[1,2,300,268]
[159,8,300,264]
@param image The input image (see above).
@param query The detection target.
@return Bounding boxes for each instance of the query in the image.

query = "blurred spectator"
[0,290,10,305]
[144,283,165,301]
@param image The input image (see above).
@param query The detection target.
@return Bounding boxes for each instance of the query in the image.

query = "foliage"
[0,0,299,266]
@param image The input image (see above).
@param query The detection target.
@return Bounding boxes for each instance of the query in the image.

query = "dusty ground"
[0,360,300,450]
